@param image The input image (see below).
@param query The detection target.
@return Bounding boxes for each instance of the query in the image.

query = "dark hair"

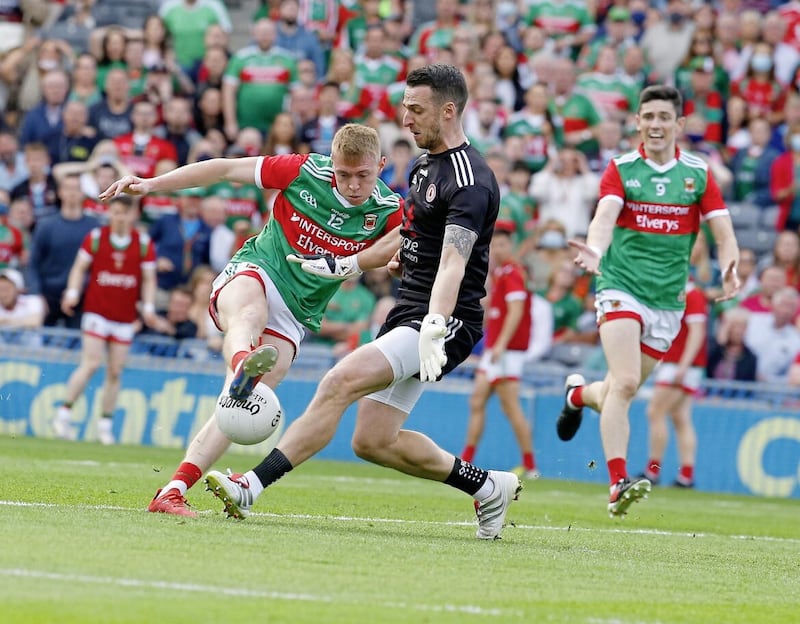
[109,194,135,209]
[510,160,531,174]
[638,85,683,117]
[406,64,468,115]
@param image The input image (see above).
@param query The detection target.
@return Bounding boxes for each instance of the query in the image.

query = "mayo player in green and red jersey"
[554,85,741,517]
[100,124,403,517]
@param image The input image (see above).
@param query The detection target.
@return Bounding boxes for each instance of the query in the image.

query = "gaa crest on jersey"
[363,213,377,231]
[683,177,696,193]
[111,251,126,269]
[426,183,437,203]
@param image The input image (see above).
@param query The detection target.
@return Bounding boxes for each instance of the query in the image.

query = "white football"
[216,382,283,445]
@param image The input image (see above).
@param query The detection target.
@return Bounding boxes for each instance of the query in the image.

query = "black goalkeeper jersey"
[396,142,500,326]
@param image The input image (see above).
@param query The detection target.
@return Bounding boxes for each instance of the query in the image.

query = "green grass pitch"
[1,435,798,624]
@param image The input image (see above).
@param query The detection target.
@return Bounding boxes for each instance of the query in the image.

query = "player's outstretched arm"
[99,157,261,200]
[570,198,623,274]
[707,214,741,302]
[61,253,91,316]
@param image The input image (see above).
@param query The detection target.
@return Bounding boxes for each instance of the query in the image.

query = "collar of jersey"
[428,141,470,158]
[332,185,367,209]
[638,143,678,173]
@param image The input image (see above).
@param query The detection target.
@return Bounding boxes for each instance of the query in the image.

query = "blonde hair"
[331,124,382,164]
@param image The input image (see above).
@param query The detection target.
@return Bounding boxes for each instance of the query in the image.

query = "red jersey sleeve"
[699,170,726,217]
[598,160,624,200]
[256,154,309,191]
[503,264,527,298]
[386,197,404,232]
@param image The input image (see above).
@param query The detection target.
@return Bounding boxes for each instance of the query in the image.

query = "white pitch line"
[2,499,800,545]
[0,568,520,618]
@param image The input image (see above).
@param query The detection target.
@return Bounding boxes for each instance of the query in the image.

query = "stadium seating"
[759,205,781,230]
[93,0,159,29]
[734,228,778,256]
[727,202,762,231]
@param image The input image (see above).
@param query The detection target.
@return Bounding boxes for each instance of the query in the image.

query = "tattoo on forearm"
[443,224,478,261]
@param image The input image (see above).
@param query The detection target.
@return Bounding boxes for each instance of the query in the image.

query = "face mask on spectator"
[791,135,800,152]
[38,59,60,71]
[631,10,647,26]
[751,54,773,73]
[668,12,684,24]
[686,132,704,144]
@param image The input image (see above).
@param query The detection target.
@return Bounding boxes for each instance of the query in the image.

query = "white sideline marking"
[0,568,519,617]
[2,499,799,545]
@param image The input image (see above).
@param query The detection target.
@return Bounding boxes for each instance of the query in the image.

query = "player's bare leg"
[148,293,294,517]
[644,385,683,482]
[495,380,537,478]
[671,393,697,487]
[217,276,278,399]
[580,318,660,516]
[462,372,492,461]
[96,341,131,445]
[54,334,105,440]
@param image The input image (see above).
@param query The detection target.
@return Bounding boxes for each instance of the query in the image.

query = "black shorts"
[377,302,483,377]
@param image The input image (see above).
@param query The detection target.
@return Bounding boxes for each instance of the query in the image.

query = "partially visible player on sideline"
[204,64,523,540]
[642,278,707,488]
[554,84,741,517]
[56,196,158,444]
[100,124,403,516]
[461,227,537,479]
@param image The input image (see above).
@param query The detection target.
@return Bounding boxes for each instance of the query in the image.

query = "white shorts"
[595,289,683,358]
[654,363,704,394]
[81,312,136,344]
[477,349,526,384]
[209,261,306,353]
[364,326,425,414]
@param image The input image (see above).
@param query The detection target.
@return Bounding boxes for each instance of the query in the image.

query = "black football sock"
[252,448,294,488]
[444,457,489,496]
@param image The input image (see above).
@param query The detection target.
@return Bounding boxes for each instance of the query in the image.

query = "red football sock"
[523,452,535,471]
[461,446,476,463]
[679,465,694,483]
[231,350,250,372]
[646,459,661,478]
[567,386,584,409]
[172,462,203,489]
[607,457,627,485]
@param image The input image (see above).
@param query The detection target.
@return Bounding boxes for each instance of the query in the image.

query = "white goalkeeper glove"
[418,313,448,382]
[286,253,362,280]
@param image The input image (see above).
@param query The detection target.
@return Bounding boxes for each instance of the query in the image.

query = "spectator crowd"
[3,0,800,389]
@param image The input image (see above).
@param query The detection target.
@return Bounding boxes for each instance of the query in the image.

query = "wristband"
[587,245,602,258]
[350,254,361,275]
[143,302,156,315]
[65,288,79,300]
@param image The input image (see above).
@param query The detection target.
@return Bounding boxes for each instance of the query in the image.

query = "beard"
[414,126,441,151]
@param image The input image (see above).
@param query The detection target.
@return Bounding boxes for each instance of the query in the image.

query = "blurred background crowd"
[2,0,800,388]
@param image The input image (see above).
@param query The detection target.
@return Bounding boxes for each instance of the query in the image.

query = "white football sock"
[162,480,188,496]
[242,470,264,499]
